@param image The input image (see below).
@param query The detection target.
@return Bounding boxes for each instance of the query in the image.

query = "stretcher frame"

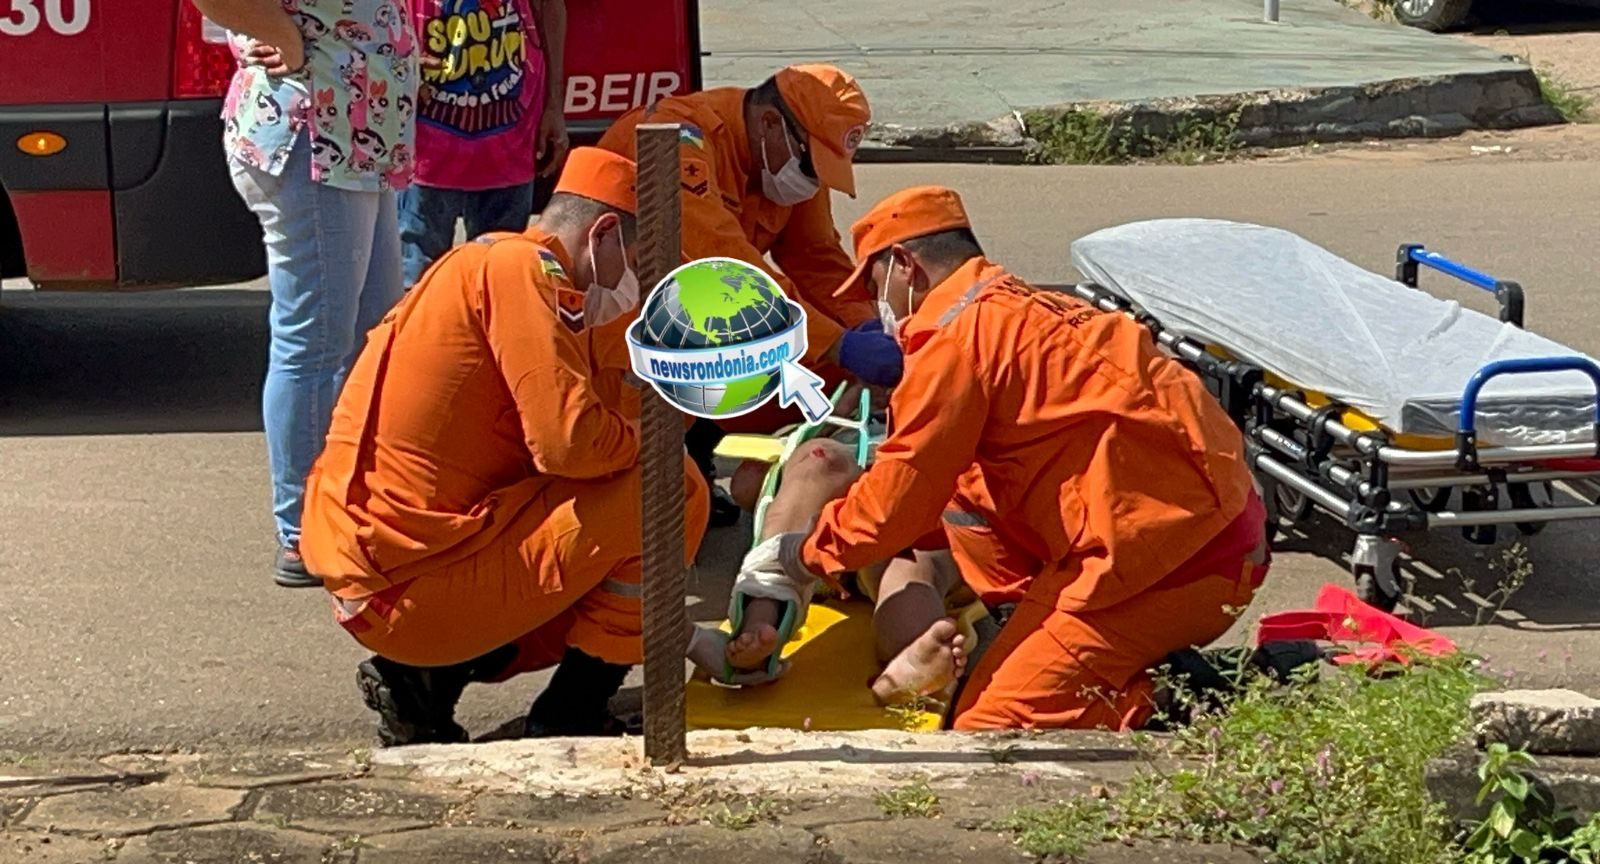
[1069,242,1600,611]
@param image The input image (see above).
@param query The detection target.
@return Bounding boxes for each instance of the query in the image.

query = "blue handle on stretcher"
[1455,356,1600,469]
[1398,245,1526,328]
[1407,247,1500,293]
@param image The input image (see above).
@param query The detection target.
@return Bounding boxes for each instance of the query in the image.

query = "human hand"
[245,35,306,76]
[776,531,829,591]
[836,319,903,388]
[537,106,570,177]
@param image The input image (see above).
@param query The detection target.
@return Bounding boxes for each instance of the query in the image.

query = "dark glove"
[836,319,903,387]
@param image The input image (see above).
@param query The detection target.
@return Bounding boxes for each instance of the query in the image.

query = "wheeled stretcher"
[1068,219,1600,610]
[684,385,988,732]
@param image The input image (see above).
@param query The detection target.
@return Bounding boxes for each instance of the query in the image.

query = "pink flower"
[1269,780,1285,795]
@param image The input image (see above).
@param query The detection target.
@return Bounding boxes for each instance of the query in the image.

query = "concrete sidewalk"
[701,0,1560,153]
[0,731,1265,863]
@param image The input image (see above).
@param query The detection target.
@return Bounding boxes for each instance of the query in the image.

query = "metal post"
[1264,0,1279,21]
[635,123,689,767]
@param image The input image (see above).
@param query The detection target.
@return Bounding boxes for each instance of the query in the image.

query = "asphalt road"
[3,154,1599,756]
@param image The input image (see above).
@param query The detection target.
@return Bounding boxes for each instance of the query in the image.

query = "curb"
[857,67,1563,163]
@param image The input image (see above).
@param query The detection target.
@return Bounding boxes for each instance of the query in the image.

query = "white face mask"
[876,258,913,345]
[585,229,640,328]
[760,118,820,206]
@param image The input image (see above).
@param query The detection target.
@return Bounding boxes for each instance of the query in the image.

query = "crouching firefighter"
[300,148,754,746]
[738,185,1273,731]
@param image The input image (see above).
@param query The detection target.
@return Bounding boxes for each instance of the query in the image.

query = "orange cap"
[834,186,972,299]
[774,64,871,198]
[553,147,638,214]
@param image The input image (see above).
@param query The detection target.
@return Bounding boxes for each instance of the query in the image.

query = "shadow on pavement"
[1466,0,1600,35]
[0,288,268,437]
[1269,500,1600,632]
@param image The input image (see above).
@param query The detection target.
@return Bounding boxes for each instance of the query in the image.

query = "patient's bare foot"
[726,626,780,670]
[726,597,783,670]
[871,618,966,706]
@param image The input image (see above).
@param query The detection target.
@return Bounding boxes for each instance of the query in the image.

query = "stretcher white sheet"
[1069,219,1598,448]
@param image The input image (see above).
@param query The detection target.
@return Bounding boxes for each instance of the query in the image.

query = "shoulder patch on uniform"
[682,179,710,197]
[555,285,587,333]
[538,248,567,279]
[678,124,705,149]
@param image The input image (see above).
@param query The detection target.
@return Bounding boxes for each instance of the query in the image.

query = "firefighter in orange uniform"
[597,63,903,525]
[300,148,743,747]
[745,185,1272,730]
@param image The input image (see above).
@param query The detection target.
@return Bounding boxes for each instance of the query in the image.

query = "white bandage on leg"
[729,532,819,635]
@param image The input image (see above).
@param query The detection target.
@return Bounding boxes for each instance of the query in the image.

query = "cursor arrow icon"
[778,360,832,425]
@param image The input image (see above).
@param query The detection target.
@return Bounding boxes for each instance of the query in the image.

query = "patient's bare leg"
[725,439,863,670]
[869,551,967,705]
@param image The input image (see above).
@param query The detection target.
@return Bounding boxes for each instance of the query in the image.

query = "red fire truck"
[0,0,702,291]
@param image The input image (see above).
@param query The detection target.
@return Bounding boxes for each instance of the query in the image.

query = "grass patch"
[1022,107,1241,166]
[876,778,942,818]
[998,655,1494,862]
[1535,66,1593,124]
[995,546,1600,863]
[708,797,780,830]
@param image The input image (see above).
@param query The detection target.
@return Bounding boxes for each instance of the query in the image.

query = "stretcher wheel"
[1407,487,1451,513]
[1350,535,1404,613]
[1509,481,1554,536]
[1261,476,1313,542]
[1353,562,1403,613]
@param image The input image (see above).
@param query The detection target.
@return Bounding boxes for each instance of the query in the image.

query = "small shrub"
[1462,742,1600,863]
[1023,108,1241,166]
[708,797,778,830]
[1536,66,1593,124]
[999,655,1494,863]
[876,778,941,818]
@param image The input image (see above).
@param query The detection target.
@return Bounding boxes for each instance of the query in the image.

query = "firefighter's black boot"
[523,648,632,738]
[356,644,517,747]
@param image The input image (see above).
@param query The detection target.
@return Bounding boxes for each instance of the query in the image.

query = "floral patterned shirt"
[221,0,419,193]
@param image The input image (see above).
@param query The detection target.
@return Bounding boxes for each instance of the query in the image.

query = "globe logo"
[626,257,832,423]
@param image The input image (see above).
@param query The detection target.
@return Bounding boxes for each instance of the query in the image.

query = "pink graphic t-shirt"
[411,0,547,191]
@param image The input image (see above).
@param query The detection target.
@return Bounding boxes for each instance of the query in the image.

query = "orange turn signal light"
[17,132,67,157]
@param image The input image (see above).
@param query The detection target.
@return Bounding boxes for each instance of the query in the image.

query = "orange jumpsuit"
[300,228,709,676]
[597,89,874,432]
[800,257,1269,731]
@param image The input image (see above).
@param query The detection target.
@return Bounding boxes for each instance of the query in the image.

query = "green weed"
[876,778,942,818]
[1535,66,1593,124]
[1022,107,1241,166]
[998,656,1494,863]
[708,797,779,830]
[1462,742,1600,863]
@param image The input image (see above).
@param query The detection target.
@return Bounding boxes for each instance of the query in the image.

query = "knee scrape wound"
[729,533,814,644]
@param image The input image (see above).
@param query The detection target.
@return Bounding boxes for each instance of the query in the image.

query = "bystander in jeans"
[400,0,569,288]
[195,0,419,588]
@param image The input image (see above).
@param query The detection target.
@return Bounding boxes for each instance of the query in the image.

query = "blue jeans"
[398,182,536,288]
[230,132,404,550]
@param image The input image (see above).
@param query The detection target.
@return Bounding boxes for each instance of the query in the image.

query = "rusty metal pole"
[635,123,689,767]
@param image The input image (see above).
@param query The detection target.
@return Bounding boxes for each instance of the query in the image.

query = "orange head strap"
[773,64,871,198]
[835,185,972,299]
[553,147,639,214]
